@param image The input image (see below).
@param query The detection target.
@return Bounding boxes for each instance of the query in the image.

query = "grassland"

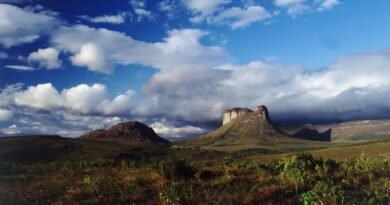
[0,136,389,204]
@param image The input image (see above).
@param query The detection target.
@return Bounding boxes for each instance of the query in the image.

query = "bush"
[161,158,197,179]
[300,180,344,205]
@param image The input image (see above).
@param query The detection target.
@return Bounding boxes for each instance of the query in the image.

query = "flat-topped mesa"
[222,105,272,125]
[223,108,253,125]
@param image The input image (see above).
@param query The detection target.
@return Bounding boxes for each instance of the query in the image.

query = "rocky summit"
[80,121,170,144]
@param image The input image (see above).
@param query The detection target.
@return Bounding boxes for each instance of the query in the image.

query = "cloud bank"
[3,48,390,137]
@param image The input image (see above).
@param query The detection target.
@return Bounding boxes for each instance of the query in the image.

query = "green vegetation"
[0,151,389,204]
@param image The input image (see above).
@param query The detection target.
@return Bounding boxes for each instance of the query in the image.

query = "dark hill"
[80,121,170,145]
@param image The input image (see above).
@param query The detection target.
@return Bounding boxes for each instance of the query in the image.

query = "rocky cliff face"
[80,121,170,144]
[223,108,253,125]
[222,105,271,125]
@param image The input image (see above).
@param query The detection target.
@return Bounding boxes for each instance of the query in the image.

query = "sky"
[1,0,390,138]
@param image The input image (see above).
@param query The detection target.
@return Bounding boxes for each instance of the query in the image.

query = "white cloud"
[208,5,271,29]
[61,84,108,114]
[274,0,340,16]
[150,119,206,138]
[183,0,231,23]
[15,83,64,109]
[129,0,154,22]
[316,0,339,11]
[138,66,229,121]
[70,42,113,74]
[0,83,131,137]
[13,83,135,115]
[52,25,228,72]
[27,47,62,69]
[99,90,135,115]
[0,4,57,47]
[5,65,35,71]
[0,109,13,121]
[81,13,126,24]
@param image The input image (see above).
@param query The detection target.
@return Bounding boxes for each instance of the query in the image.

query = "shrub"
[161,158,197,179]
[300,180,344,205]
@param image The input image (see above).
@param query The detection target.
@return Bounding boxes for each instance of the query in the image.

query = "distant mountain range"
[281,120,390,142]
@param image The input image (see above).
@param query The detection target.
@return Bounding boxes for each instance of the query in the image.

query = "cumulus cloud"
[27,47,62,69]
[13,83,135,115]
[5,65,35,71]
[70,42,113,74]
[136,66,230,123]
[0,4,57,47]
[51,25,227,72]
[0,81,137,136]
[15,83,64,109]
[61,84,108,114]
[81,13,127,24]
[99,90,135,115]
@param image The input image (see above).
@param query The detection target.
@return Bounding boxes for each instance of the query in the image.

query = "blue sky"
[1,0,390,138]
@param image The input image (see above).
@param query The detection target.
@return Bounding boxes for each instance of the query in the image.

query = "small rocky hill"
[80,121,170,145]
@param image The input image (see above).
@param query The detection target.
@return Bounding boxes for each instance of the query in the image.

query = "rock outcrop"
[80,121,170,144]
